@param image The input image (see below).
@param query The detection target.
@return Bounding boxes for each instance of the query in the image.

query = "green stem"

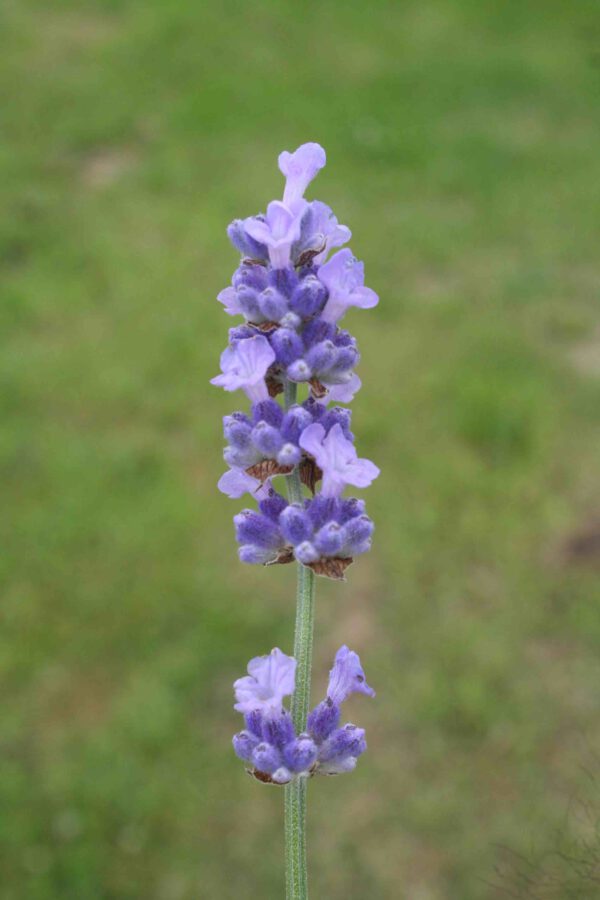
[283,379,316,900]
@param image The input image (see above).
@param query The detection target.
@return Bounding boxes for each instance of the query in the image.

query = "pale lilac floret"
[318,373,362,405]
[299,423,380,497]
[294,200,351,265]
[217,286,244,317]
[244,200,307,269]
[319,248,379,324]
[327,645,375,704]
[217,468,272,500]
[279,142,326,210]
[233,647,296,715]
[211,336,275,403]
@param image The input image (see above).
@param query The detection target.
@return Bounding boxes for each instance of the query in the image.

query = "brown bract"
[309,378,327,399]
[264,547,295,566]
[266,372,284,397]
[241,257,266,267]
[247,768,278,785]
[295,241,326,268]
[307,557,353,581]
[246,459,293,481]
[299,457,322,494]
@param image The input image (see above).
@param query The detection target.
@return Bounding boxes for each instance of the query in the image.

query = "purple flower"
[299,423,380,497]
[327,645,375,704]
[233,647,296,715]
[293,200,351,265]
[317,724,367,775]
[233,644,374,782]
[211,336,275,403]
[232,492,374,571]
[318,374,362,405]
[217,468,272,500]
[243,201,307,269]
[319,249,379,324]
[226,219,269,261]
[279,142,326,209]
[217,286,245,316]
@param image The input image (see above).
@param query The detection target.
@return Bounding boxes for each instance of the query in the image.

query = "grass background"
[2,0,600,897]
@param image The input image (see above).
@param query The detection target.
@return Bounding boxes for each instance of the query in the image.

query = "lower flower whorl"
[234,493,374,579]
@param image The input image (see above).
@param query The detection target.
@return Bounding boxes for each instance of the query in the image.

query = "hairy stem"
[283,379,315,900]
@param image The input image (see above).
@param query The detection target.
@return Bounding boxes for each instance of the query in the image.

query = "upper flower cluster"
[212,142,379,580]
[232,646,375,784]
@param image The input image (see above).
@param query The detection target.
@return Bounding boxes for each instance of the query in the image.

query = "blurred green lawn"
[2,1,600,897]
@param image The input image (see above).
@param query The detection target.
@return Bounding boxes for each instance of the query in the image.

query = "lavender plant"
[212,143,379,898]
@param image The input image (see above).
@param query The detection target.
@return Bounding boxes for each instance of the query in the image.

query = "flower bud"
[313,522,344,556]
[270,328,304,366]
[268,267,299,297]
[237,286,263,321]
[227,220,268,260]
[284,735,318,773]
[232,730,259,762]
[252,399,283,427]
[262,710,295,748]
[279,312,302,330]
[319,724,366,763]
[281,406,313,443]
[305,340,336,373]
[251,422,283,457]
[341,515,374,554]
[252,742,281,774]
[307,698,340,741]
[289,275,327,318]
[238,544,278,564]
[259,288,288,322]
[234,510,282,549]
[277,443,302,467]
[286,359,312,382]
[232,261,268,292]
[223,416,253,448]
[294,541,319,564]
[280,504,312,545]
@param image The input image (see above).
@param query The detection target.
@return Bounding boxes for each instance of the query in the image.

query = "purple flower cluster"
[212,142,380,580]
[232,646,375,784]
[220,397,352,477]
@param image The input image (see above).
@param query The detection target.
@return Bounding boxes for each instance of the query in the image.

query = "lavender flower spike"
[327,645,376,704]
[279,142,326,209]
[217,142,379,896]
[234,647,296,715]
[299,423,380,497]
[319,248,379,324]
[211,335,275,403]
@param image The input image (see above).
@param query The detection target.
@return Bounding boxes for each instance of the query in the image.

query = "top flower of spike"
[279,143,326,209]
[213,143,380,580]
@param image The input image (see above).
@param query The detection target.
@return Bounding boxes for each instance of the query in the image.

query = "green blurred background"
[2,1,600,897]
